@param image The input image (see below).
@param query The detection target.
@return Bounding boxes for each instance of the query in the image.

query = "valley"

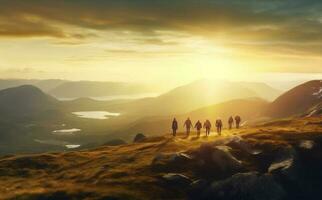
[0,80,320,156]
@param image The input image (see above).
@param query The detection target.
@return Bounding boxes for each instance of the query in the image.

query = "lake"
[52,128,81,135]
[65,144,81,149]
[72,111,120,119]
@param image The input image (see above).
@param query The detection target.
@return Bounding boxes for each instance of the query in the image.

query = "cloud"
[0,0,321,56]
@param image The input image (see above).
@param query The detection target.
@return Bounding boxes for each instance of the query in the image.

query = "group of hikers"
[171,115,241,137]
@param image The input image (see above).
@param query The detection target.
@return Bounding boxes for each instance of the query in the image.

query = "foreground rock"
[268,146,298,182]
[200,172,285,200]
[190,143,244,179]
[227,136,262,155]
[133,133,147,143]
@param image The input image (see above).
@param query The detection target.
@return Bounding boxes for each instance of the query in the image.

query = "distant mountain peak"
[0,85,59,117]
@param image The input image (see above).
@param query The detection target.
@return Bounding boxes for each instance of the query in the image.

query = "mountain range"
[0,80,320,155]
[107,80,281,116]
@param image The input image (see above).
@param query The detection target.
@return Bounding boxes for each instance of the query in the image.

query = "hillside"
[112,98,269,141]
[264,80,322,118]
[0,116,321,200]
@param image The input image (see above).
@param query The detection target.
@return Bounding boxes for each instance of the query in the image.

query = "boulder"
[201,172,285,200]
[133,133,146,143]
[268,147,298,181]
[162,173,192,186]
[191,143,244,179]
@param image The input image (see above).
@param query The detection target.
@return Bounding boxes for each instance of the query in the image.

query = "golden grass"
[0,116,321,200]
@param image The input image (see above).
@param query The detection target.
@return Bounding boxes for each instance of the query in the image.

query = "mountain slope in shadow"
[0,85,60,118]
[264,80,322,118]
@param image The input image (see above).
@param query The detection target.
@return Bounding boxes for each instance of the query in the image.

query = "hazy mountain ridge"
[108,80,279,116]
[0,79,66,92]
[48,81,158,98]
[0,79,160,99]
[237,82,281,101]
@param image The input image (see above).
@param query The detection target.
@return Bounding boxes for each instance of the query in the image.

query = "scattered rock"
[162,173,192,186]
[201,172,285,200]
[133,133,146,143]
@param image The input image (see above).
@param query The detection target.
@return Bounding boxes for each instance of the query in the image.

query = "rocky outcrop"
[227,136,262,155]
[190,143,244,179]
[268,147,298,182]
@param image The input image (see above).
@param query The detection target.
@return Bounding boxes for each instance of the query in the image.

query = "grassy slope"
[0,116,322,200]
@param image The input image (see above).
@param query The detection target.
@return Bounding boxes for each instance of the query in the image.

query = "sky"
[0,0,321,85]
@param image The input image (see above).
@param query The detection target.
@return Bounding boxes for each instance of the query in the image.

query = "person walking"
[194,120,202,137]
[172,118,178,136]
[216,119,223,135]
[228,116,234,129]
[184,117,193,136]
[235,115,241,129]
[203,120,211,136]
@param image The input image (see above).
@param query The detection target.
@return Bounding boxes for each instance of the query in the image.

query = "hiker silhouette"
[215,119,223,135]
[203,120,211,136]
[228,116,234,129]
[235,115,241,129]
[172,118,178,136]
[194,120,202,137]
[184,118,193,136]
